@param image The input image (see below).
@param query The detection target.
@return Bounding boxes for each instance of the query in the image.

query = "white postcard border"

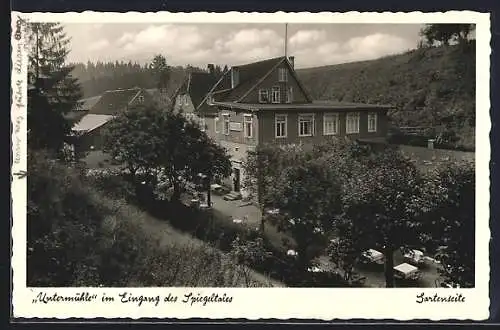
[11,11,491,320]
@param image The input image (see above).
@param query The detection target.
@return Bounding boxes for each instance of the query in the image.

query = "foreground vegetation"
[27,150,276,287]
[243,140,475,288]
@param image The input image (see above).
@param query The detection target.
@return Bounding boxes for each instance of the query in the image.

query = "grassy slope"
[96,191,284,287]
[297,43,476,148]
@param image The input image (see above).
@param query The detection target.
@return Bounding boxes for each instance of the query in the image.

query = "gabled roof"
[204,56,313,105]
[73,114,115,133]
[216,57,286,102]
[171,71,219,113]
[88,88,142,115]
[74,95,102,111]
[185,72,219,109]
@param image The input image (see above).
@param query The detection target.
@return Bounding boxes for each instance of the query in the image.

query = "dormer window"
[271,86,280,103]
[259,89,269,103]
[278,68,288,82]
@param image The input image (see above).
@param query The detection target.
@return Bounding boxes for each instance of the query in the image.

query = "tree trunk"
[206,175,212,207]
[171,180,181,203]
[384,246,395,288]
[259,207,265,233]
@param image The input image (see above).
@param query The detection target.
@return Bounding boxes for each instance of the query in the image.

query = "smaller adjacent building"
[72,114,115,153]
[172,68,220,130]
[71,87,153,153]
[89,87,153,115]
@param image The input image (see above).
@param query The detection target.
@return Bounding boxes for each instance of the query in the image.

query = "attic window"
[184,95,189,105]
[278,68,288,82]
[271,86,280,104]
[259,89,269,103]
[138,95,144,103]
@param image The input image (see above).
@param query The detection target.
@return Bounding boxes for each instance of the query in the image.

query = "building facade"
[182,56,392,196]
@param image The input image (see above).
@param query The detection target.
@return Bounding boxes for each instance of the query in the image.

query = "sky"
[64,23,424,69]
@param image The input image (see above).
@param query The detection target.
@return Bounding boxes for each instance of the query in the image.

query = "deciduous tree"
[103,106,231,204]
[420,24,475,47]
[341,147,423,287]
[266,157,343,271]
[420,161,475,288]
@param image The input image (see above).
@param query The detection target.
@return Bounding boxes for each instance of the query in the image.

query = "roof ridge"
[233,56,286,68]
[104,87,141,93]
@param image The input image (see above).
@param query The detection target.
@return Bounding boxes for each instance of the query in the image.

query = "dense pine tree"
[27,23,82,154]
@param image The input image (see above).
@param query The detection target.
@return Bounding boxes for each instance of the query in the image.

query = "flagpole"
[284,23,288,57]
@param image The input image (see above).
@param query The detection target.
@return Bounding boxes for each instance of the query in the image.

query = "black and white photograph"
[11,11,490,320]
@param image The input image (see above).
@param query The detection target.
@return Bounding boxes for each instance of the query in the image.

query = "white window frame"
[346,112,360,134]
[243,114,253,138]
[368,112,378,133]
[271,86,280,104]
[275,114,287,138]
[222,114,230,135]
[323,113,339,135]
[298,113,315,137]
[258,89,269,103]
[214,116,220,133]
[278,68,288,82]
[286,86,293,103]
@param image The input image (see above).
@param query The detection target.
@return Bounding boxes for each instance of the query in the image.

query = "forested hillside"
[70,61,204,99]
[297,42,476,149]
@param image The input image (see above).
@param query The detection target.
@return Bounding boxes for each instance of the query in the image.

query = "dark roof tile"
[88,88,141,115]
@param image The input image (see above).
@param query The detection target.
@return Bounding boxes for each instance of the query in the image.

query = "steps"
[223,191,242,201]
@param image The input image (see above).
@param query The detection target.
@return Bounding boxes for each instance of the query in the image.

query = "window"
[286,86,293,103]
[278,68,288,82]
[368,112,377,132]
[259,89,269,103]
[184,95,189,105]
[275,114,287,138]
[138,95,145,103]
[346,112,360,134]
[223,114,230,135]
[323,113,339,135]
[298,114,314,137]
[214,116,220,133]
[271,86,280,103]
[244,114,253,138]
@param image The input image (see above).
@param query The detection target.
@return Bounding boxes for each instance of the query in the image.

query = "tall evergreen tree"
[150,54,171,96]
[27,23,82,154]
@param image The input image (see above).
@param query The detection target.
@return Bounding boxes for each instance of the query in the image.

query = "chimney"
[427,139,435,150]
[288,56,295,69]
[207,64,215,75]
[231,67,239,89]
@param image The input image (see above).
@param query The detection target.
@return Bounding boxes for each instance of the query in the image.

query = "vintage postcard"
[11,11,490,320]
